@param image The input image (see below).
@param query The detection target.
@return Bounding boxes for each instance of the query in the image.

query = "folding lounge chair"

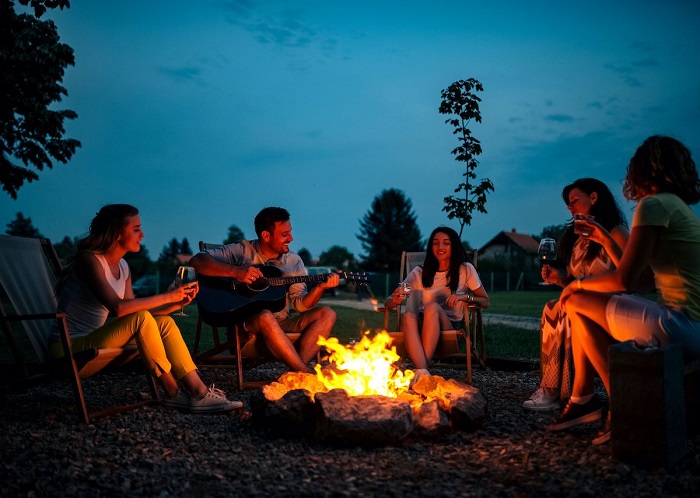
[378,249,486,384]
[0,235,159,423]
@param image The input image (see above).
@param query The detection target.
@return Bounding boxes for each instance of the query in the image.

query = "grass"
[1,290,558,366]
[183,290,559,361]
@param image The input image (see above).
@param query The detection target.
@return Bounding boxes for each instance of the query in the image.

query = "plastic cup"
[574,213,594,237]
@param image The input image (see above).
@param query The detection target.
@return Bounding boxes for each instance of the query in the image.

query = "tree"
[297,247,312,266]
[158,237,181,263]
[439,78,494,238]
[224,224,245,245]
[535,224,567,243]
[53,234,76,262]
[5,211,43,237]
[180,237,193,255]
[1,0,81,198]
[319,245,357,271]
[357,188,422,272]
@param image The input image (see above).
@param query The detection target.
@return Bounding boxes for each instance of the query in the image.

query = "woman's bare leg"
[402,312,428,369]
[565,292,615,396]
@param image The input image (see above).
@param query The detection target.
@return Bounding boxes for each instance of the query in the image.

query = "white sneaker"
[189,385,243,413]
[522,387,559,411]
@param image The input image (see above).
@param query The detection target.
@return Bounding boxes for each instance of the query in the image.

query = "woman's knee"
[423,302,441,316]
[154,315,182,337]
[122,310,157,329]
[401,312,417,328]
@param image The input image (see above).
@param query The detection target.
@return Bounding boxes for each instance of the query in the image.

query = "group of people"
[524,135,700,445]
[52,134,700,443]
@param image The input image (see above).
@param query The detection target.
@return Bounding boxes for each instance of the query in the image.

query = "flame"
[369,297,382,312]
[314,331,414,397]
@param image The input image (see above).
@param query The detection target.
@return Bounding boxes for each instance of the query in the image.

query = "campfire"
[264,332,412,400]
[252,332,488,446]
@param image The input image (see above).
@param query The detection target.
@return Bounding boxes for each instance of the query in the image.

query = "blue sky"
[3,0,700,261]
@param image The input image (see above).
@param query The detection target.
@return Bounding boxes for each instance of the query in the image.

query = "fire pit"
[251,332,487,446]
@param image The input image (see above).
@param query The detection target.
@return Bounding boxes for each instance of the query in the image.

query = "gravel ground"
[1,362,699,497]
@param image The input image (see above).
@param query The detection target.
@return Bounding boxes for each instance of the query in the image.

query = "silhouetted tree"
[297,247,312,266]
[439,78,494,238]
[1,0,80,198]
[159,238,181,263]
[357,189,422,272]
[180,237,193,255]
[319,245,357,271]
[53,235,77,262]
[224,224,245,245]
[5,211,43,237]
[536,224,567,243]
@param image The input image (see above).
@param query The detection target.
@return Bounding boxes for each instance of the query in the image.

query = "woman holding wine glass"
[50,204,241,413]
[523,179,629,412]
[552,137,700,444]
[385,226,489,381]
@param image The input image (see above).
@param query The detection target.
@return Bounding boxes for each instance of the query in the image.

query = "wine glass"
[538,238,557,286]
[175,266,196,316]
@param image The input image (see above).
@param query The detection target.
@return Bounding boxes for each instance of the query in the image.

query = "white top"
[401,262,482,321]
[52,254,130,340]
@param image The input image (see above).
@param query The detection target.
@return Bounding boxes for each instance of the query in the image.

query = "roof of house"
[479,229,540,255]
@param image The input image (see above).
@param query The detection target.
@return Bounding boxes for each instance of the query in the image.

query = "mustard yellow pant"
[49,311,197,380]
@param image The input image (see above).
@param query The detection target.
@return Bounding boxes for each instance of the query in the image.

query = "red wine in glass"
[538,238,557,286]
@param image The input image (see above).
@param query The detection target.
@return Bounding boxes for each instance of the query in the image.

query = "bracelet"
[576,276,585,290]
[468,295,473,303]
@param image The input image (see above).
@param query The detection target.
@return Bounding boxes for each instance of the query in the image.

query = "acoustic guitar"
[196,265,371,326]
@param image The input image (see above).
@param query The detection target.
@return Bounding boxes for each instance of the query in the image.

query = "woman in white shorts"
[547,135,700,444]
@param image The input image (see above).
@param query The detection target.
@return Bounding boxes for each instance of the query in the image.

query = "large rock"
[250,388,316,437]
[251,373,487,445]
[314,389,413,446]
[411,399,451,437]
[412,375,487,432]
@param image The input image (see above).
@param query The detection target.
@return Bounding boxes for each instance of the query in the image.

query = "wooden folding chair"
[192,241,306,391]
[379,249,486,384]
[0,235,159,423]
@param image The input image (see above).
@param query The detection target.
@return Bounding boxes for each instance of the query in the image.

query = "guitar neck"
[266,274,331,286]
[264,273,369,286]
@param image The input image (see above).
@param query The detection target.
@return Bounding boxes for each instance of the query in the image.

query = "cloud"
[545,114,575,123]
[631,57,659,68]
[219,0,338,62]
[604,61,643,88]
[156,65,204,83]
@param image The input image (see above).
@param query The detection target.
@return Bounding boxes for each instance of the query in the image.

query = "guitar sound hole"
[249,280,269,292]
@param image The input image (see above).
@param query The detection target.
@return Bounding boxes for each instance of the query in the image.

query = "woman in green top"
[547,135,700,444]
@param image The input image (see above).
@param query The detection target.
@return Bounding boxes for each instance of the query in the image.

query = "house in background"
[479,229,540,271]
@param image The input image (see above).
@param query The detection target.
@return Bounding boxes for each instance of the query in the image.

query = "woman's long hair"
[56,204,139,294]
[421,226,468,292]
[623,135,700,204]
[558,178,627,264]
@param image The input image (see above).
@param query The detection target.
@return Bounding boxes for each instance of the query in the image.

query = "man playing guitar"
[189,206,339,373]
